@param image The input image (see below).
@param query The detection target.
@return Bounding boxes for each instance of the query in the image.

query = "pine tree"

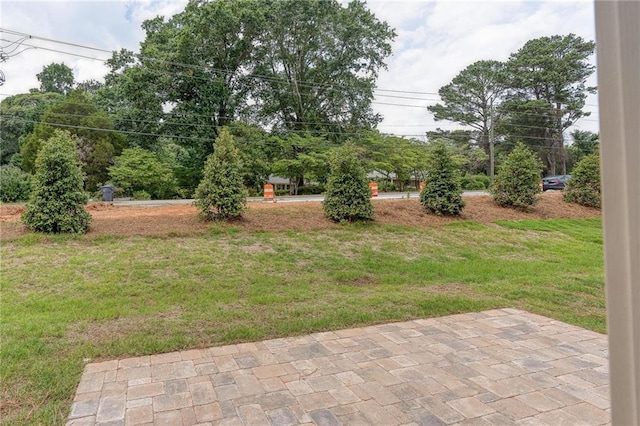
[22,130,91,233]
[323,144,373,222]
[492,143,543,210]
[420,142,465,216]
[194,128,247,220]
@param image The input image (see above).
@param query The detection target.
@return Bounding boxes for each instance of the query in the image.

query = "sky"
[0,0,600,139]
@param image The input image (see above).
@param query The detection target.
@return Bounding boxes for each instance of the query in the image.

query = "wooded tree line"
[0,0,598,200]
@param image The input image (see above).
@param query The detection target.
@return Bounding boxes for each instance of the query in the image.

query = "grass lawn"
[0,217,604,424]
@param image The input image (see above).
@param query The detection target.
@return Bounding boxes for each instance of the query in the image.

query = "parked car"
[542,174,572,191]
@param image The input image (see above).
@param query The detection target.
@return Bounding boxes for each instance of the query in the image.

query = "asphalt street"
[109,191,489,207]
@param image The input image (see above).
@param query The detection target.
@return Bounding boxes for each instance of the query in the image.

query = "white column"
[594,1,640,424]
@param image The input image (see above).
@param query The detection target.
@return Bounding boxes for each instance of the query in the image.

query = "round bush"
[461,174,490,190]
[492,143,543,210]
[323,144,373,222]
[22,130,91,233]
[563,153,600,207]
[420,143,465,216]
[0,165,31,202]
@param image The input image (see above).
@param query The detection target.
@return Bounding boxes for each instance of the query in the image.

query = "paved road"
[110,191,489,207]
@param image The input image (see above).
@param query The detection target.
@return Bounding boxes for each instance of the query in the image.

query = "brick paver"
[67,309,611,425]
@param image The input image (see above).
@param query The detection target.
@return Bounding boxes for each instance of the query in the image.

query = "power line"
[1,28,602,110]
[1,104,594,134]
[2,28,438,98]
[5,115,588,146]
[0,30,601,115]
[0,29,600,123]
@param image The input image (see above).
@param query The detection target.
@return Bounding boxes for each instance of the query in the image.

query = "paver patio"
[67,309,610,425]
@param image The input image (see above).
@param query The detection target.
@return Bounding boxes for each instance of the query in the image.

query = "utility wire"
[5,115,587,146]
[3,28,599,107]
[9,109,589,134]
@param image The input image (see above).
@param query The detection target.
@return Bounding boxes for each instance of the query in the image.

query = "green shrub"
[461,174,490,190]
[109,148,176,199]
[22,130,91,233]
[297,184,325,195]
[420,142,465,216]
[132,190,151,201]
[194,128,247,220]
[492,143,543,210]
[564,153,601,207]
[275,189,289,196]
[323,144,373,222]
[0,165,32,202]
[378,181,397,192]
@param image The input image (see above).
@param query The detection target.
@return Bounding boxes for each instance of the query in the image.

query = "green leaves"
[0,165,32,202]
[108,148,177,199]
[501,34,596,175]
[22,130,91,234]
[194,128,247,220]
[420,143,465,216]
[20,91,127,191]
[323,143,373,223]
[491,143,543,210]
[564,153,601,208]
[0,92,64,165]
[36,62,75,95]
[250,0,395,135]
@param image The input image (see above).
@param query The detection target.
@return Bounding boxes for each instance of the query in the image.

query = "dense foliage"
[22,130,91,233]
[420,143,465,216]
[3,0,597,202]
[563,153,601,208]
[492,143,544,210]
[323,144,373,222]
[108,148,177,199]
[194,128,247,220]
[36,62,75,95]
[20,90,127,191]
[461,174,491,190]
[0,165,31,202]
[0,92,65,165]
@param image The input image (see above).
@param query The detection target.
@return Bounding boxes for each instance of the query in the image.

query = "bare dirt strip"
[0,191,600,241]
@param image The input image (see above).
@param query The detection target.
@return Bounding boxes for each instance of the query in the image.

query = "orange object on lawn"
[369,182,379,197]
[419,182,426,192]
[263,184,275,201]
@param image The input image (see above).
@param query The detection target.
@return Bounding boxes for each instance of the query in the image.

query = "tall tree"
[427,60,507,177]
[502,34,596,175]
[361,132,430,190]
[21,90,127,190]
[270,133,331,192]
[570,130,599,157]
[99,0,266,189]
[0,92,64,165]
[36,62,75,95]
[251,0,395,136]
[97,49,164,151]
[566,130,599,172]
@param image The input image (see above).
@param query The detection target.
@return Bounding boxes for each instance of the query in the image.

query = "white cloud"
[370,0,599,138]
[0,0,599,137]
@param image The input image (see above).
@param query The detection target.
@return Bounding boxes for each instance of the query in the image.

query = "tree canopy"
[500,34,596,175]
[20,90,127,190]
[36,62,75,95]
